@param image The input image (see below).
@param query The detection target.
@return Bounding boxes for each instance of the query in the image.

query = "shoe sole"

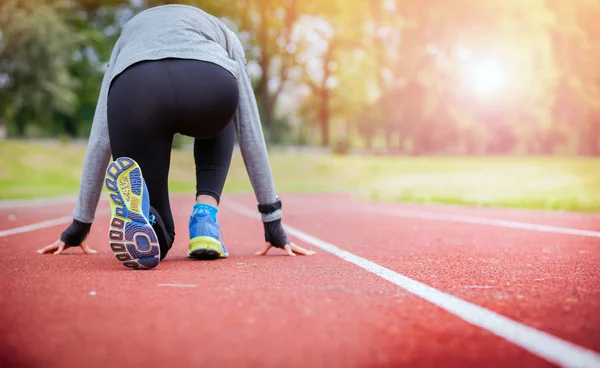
[189,236,228,259]
[104,157,160,269]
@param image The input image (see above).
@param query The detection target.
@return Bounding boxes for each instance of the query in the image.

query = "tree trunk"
[255,0,297,143]
[14,110,27,137]
[318,38,336,147]
[365,129,373,150]
[580,120,600,156]
[320,88,330,147]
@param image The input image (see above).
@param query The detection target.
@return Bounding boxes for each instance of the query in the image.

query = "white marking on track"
[158,284,196,288]
[227,202,600,368]
[375,208,600,238]
[0,210,110,238]
[0,216,73,238]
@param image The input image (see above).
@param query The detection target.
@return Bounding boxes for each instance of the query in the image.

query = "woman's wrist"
[257,197,281,214]
[60,219,92,247]
[258,197,282,222]
[263,219,289,248]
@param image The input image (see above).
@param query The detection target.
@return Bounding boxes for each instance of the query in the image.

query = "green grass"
[1,140,600,212]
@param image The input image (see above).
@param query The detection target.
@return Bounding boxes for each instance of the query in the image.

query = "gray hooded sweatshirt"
[72,5,282,224]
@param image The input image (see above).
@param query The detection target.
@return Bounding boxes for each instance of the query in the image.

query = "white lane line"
[0,216,73,238]
[0,209,110,238]
[158,284,196,288]
[227,202,600,368]
[375,208,600,238]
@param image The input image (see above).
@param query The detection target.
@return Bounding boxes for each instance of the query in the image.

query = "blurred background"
[1,0,599,211]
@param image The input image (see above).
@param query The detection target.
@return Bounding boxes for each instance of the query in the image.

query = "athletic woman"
[37,4,315,268]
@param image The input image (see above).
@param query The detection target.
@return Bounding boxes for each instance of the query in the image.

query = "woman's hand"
[256,218,316,257]
[37,238,97,255]
[36,219,97,255]
[255,241,316,257]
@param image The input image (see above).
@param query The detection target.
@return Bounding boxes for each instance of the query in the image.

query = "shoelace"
[148,214,156,226]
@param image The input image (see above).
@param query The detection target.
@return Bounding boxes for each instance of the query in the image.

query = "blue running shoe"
[104,157,160,269]
[188,204,228,259]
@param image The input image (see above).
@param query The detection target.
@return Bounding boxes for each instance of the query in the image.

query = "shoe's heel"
[189,236,228,259]
[105,157,160,269]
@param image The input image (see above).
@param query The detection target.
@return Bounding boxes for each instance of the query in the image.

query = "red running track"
[0,193,599,368]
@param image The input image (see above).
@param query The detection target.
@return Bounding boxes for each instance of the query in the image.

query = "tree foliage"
[0,0,599,155]
[1,0,78,136]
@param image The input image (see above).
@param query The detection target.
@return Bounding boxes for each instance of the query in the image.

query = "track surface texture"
[1,193,599,368]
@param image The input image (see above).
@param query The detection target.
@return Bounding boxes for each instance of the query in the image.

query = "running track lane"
[0,194,598,367]
[239,195,600,350]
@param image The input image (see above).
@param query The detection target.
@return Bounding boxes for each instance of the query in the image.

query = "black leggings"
[107,58,239,245]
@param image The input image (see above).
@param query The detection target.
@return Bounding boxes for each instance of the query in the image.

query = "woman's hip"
[108,58,239,138]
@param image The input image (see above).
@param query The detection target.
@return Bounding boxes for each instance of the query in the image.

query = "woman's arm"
[39,41,120,254]
[71,67,113,225]
[38,64,112,254]
[227,31,282,223]
[58,66,112,247]
[72,38,123,223]
[225,30,315,256]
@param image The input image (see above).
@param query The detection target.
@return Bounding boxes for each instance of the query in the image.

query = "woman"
[37,4,315,269]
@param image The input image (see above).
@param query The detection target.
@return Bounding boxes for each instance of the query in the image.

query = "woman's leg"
[107,60,177,259]
[164,58,238,205]
[193,122,235,205]
[159,59,238,258]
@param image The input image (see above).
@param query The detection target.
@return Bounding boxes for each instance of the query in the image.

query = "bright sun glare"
[469,59,506,96]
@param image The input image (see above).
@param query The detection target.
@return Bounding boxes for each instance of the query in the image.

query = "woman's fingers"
[255,242,273,256]
[283,244,297,257]
[53,241,67,255]
[37,239,61,254]
[256,242,316,257]
[289,242,316,256]
[80,240,97,255]
[37,238,96,255]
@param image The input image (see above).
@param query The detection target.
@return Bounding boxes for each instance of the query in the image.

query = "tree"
[546,0,600,155]
[0,0,78,137]
[217,0,300,142]
[289,0,371,147]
